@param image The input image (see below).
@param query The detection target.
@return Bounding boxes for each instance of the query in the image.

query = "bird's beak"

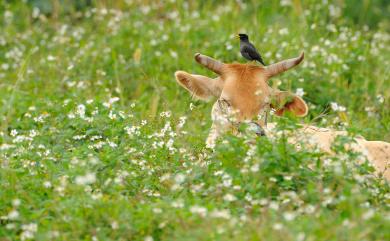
[236,34,240,39]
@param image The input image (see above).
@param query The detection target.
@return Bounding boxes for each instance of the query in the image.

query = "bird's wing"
[241,50,252,60]
[244,44,265,65]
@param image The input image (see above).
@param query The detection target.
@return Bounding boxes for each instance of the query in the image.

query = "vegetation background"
[0,0,389,240]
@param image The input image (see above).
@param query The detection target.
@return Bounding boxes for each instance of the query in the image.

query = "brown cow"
[175,53,389,181]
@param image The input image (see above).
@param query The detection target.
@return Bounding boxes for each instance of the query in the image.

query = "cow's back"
[363,141,390,180]
[265,123,390,181]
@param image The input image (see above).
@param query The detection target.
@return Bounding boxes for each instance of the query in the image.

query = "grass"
[0,0,389,240]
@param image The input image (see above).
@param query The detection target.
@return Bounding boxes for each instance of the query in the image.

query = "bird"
[238,33,266,66]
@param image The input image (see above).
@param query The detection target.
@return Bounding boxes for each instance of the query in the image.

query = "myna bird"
[238,33,266,66]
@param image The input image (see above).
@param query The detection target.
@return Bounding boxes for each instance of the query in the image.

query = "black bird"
[238,33,266,66]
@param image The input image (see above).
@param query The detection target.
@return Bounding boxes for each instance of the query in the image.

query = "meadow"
[0,0,389,240]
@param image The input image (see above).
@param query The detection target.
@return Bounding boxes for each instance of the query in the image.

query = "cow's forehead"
[215,77,271,120]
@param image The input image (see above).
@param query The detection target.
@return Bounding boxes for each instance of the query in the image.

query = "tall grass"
[0,1,389,240]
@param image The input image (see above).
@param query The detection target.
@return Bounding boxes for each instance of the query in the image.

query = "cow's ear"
[270,90,308,117]
[175,71,223,100]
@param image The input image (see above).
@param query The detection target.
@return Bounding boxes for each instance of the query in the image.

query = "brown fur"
[221,64,269,120]
[364,141,390,180]
[175,71,223,100]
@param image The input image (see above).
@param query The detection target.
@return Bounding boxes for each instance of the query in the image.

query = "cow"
[174,52,390,181]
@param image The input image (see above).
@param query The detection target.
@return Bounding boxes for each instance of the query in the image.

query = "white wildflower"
[153,208,162,214]
[295,88,305,97]
[223,178,232,187]
[283,211,296,221]
[376,95,384,103]
[174,173,186,184]
[305,205,315,214]
[20,223,38,241]
[144,236,153,241]
[160,111,171,118]
[226,43,233,50]
[269,177,277,182]
[10,129,18,137]
[160,173,171,182]
[32,7,40,18]
[189,103,195,110]
[29,130,38,138]
[8,210,19,220]
[269,201,279,210]
[362,209,375,220]
[75,172,96,185]
[108,141,117,148]
[43,181,52,188]
[177,116,187,129]
[170,51,178,59]
[109,97,120,104]
[250,163,259,172]
[284,176,292,181]
[330,102,345,112]
[210,209,231,219]
[108,110,117,120]
[76,104,86,118]
[223,193,237,202]
[6,223,15,230]
[111,221,119,230]
[273,223,283,230]
[47,55,56,61]
[330,102,339,111]
[329,4,341,18]
[190,205,207,217]
[171,200,184,208]
[280,0,292,6]
[342,219,350,226]
[1,63,9,70]
[125,126,141,136]
[12,199,21,207]
[278,28,289,35]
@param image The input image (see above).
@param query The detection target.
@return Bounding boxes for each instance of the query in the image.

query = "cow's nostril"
[248,122,266,137]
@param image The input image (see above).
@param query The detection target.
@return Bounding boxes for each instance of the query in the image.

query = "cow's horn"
[194,53,224,75]
[265,52,304,78]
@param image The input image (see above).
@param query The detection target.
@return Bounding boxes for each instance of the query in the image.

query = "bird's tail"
[258,58,266,66]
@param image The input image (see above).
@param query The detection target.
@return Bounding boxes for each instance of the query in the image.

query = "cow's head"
[175,52,308,147]
[175,52,308,122]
